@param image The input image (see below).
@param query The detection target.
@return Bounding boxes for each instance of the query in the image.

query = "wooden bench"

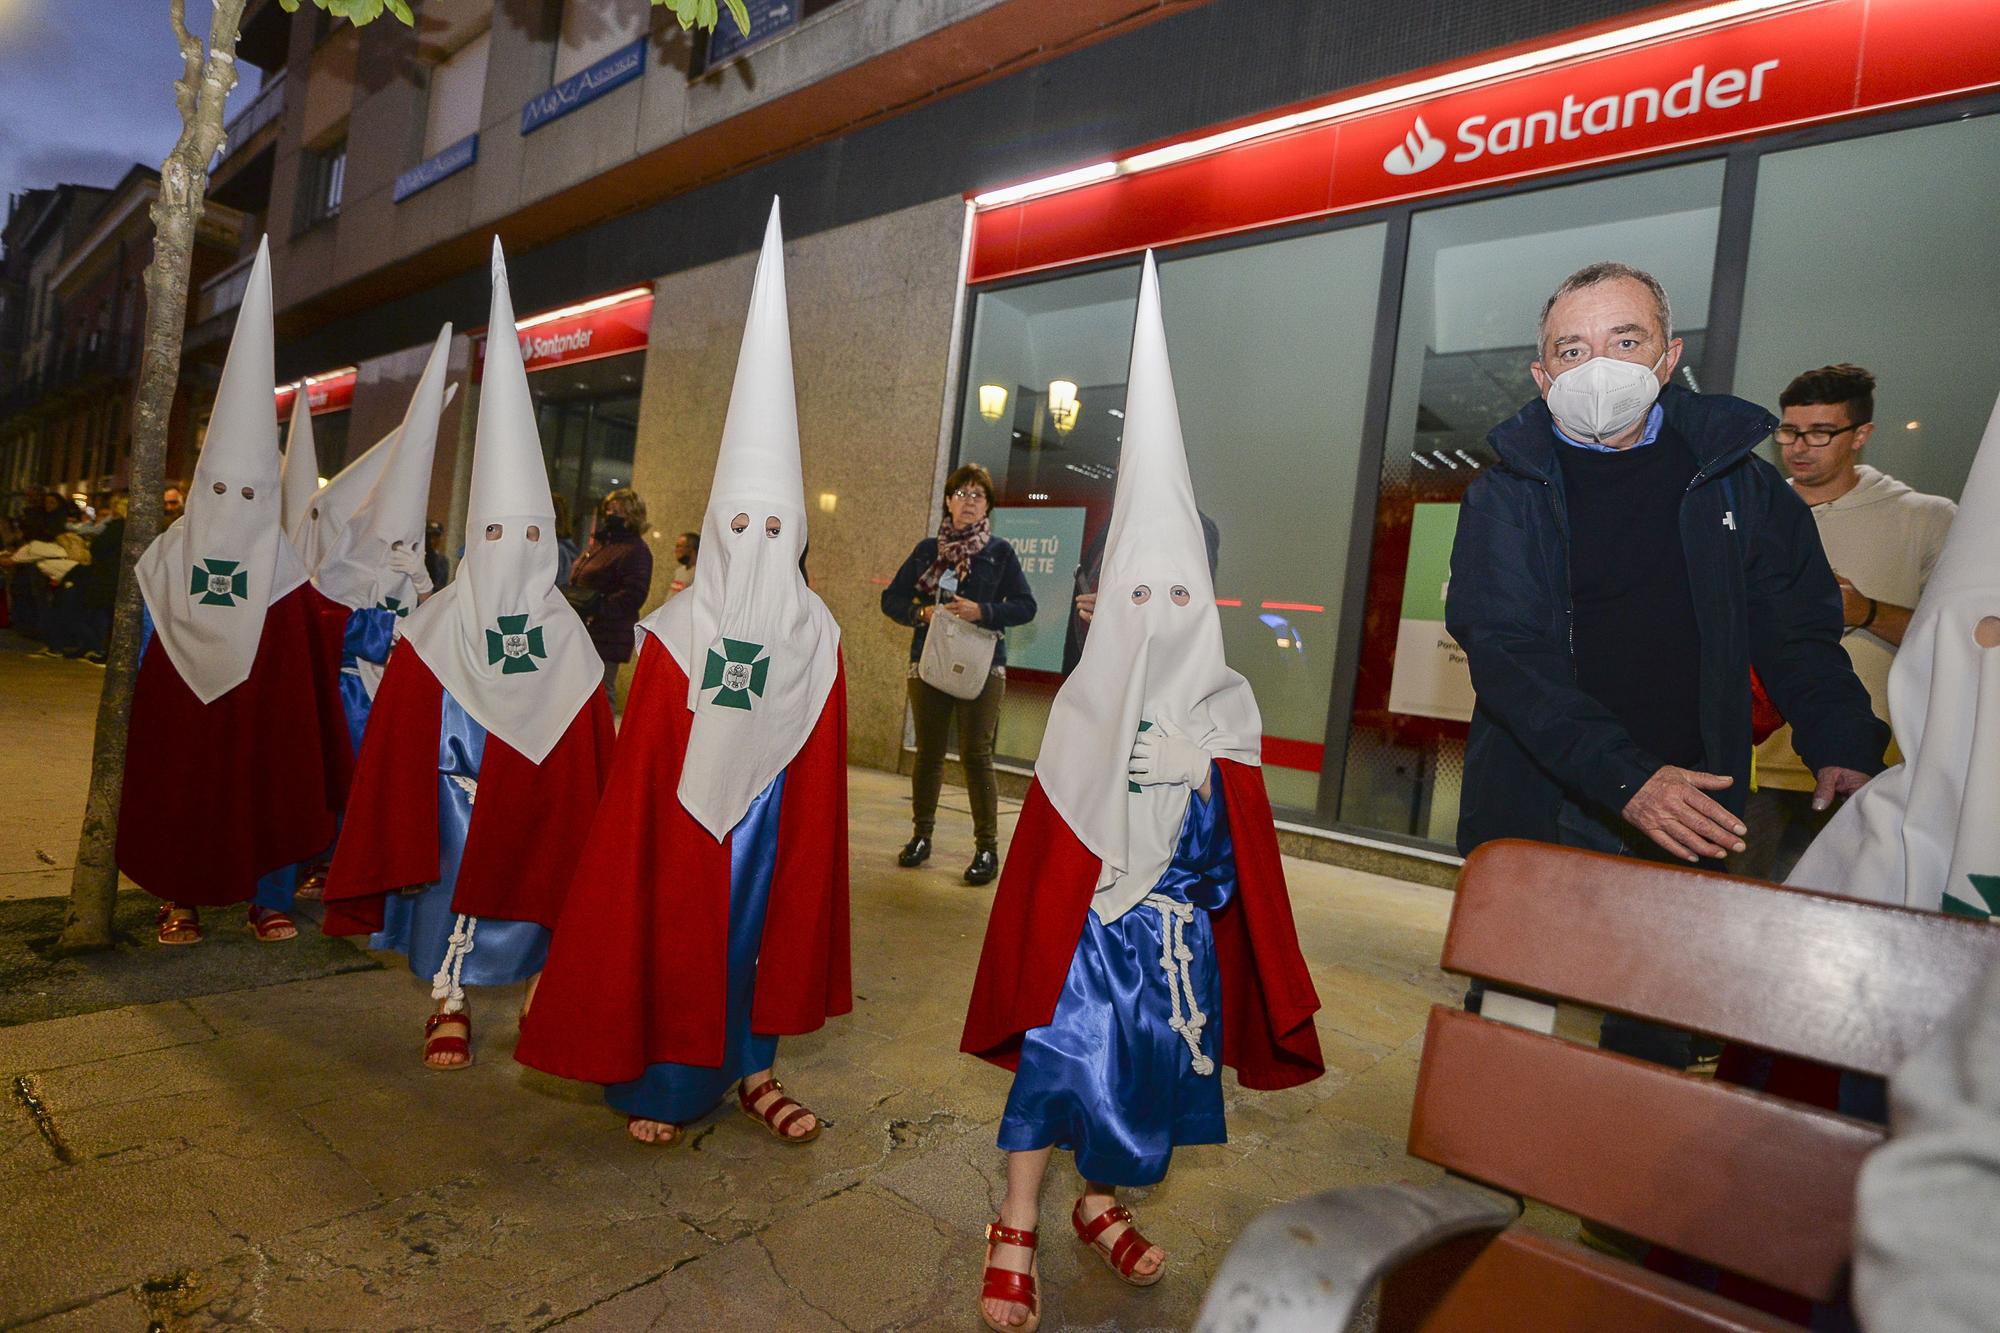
[1196,838,2000,1332]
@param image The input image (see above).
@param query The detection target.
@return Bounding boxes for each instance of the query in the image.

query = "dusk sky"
[0,0,262,218]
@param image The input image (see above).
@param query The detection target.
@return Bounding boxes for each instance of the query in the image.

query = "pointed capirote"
[1035,249,1262,923]
[465,238,555,525]
[132,235,310,704]
[279,388,319,543]
[314,324,453,611]
[704,198,805,517]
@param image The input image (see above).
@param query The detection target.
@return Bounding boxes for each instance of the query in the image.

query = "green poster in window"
[1387,503,1475,723]
[989,507,1088,674]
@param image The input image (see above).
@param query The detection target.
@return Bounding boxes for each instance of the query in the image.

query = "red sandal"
[736,1076,821,1143]
[155,904,202,946]
[247,906,297,941]
[1072,1196,1164,1287]
[980,1220,1041,1332]
[422,1011,472,1070]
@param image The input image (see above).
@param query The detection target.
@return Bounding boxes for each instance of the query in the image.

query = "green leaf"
[385,0,415,24]
[724,0,751,36]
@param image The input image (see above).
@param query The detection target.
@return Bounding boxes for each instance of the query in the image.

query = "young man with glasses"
[1744,364,1958,878]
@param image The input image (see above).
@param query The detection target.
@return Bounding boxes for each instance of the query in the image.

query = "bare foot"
[626,1117,681,1146]
[422,1010,471,1069]
[1078,1191,1164,1279]
[982,1204,1040,1330]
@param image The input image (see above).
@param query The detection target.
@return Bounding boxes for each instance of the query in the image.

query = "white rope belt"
[1144,893,1215,1076]
[430,914,478,1014]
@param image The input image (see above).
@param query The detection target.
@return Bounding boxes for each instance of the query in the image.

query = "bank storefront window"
[1735,112,2000,505]
[532,352,642,536]
[955,223,1385,816]
[1337,160,1726,847]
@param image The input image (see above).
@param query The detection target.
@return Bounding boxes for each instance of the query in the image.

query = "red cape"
[304,589,360,807]
[118,584,344,907]
[321,642,615,935]
[516,637,851,1083]
[961,761,1325,1091]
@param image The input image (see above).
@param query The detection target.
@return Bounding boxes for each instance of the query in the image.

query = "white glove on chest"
[1128,724,1211,788]
[388,543,433,596]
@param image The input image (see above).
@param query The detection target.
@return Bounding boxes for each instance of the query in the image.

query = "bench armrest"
[1194,1180,1521,1332]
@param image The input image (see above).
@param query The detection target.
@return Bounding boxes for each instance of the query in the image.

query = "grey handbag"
[918,605,1000,699]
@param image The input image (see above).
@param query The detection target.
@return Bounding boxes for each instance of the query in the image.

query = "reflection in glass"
[529,350,643,533]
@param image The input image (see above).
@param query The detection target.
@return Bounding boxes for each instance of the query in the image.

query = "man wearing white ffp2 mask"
[1447,261,1887,1069]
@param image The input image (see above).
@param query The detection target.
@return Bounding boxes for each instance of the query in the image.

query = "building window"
[1734,112,2000,505]
[552,0,648,84]
[300,139,346,228]
[422,25,491,158]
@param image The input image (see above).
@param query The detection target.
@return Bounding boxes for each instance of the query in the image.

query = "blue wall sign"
[521,38,647,136]
[393,133,478,203]
[706,1,799,66]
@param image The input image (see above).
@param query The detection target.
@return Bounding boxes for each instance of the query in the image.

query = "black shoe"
[964,849,998,886]
[896,836,932,868]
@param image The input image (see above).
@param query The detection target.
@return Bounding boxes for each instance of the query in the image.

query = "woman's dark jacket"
[1445,383,1888,856]
[568,530,653,664]
[882,537,1037,668]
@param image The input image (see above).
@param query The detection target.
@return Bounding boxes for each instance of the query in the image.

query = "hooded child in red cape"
[518,201,851,1148]
[960,254,1323,1333]
[322,239,614,1072]
[118,238,347,947]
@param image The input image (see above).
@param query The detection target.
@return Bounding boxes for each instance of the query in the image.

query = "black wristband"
[1859,597,1879,631]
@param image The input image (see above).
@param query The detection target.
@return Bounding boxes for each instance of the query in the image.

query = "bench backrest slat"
[1445,840,2000,1076]
[1410,1006,1883,1301]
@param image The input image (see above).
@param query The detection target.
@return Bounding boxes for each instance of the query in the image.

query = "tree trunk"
[59,0,249,953]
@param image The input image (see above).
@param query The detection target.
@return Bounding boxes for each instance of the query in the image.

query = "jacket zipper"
[1540,478,1576,668]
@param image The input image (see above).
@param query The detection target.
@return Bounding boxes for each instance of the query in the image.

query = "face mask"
[1544,352,1666,443]
[601,514,631,537]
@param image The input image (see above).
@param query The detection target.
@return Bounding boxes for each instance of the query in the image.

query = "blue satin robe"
[338,605,398,757]
[997,775,1235,1187]
[368,689,549,986]
[139,608,297,913]
[607,772,787,1125]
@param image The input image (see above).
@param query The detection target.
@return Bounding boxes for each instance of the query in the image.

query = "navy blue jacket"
[882,536,1037,667]
[1446,384,1888,855]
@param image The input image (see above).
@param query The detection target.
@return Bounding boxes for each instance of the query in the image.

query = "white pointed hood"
[399,241,600,764]
[134,237,308,704]
[639,200,841,839]
[314,325,452,615]
[1037,252,1262,923]
[279,390,319,546]
[1789,385,2000,917]
[296,383,458,577]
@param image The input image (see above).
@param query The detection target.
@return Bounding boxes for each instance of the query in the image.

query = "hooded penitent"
[295,384,460,577]
[637,199,841,839]
[1036,251,1262,923]
[313,325,452,617]
[279,389,319,546]
[1789,387,2000,918]
[133,237,308,705]
[399,241,599,765]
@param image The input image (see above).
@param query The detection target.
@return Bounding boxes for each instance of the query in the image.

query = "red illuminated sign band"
[477,291,654,379]
[273,369,356,421]
[970,0,2000,281]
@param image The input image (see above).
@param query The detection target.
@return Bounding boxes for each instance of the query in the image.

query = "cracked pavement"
[0,642,1470,1330]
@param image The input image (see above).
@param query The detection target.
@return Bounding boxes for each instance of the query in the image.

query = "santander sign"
[1384,58,1781,176]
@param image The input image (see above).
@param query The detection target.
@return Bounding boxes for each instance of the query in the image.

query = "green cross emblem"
[378,595,410,619]
[701,637,770,711]
[1944,872,2000,923]
[189,558,249,607]
[484,614,547,674]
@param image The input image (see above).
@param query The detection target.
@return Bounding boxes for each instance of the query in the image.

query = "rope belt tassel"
[430,913,478,1015]
[1145,893,1215,1076]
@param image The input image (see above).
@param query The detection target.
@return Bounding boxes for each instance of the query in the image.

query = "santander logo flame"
[1383,116,1448,175]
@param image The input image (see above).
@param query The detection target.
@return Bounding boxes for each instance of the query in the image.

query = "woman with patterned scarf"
[881,463,1037,884]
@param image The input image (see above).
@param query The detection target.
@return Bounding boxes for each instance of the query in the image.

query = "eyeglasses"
[1773,423,1863,448]
[947,489,989,502]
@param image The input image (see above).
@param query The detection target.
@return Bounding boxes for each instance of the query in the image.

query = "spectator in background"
[161,485,185,526]
[550,493,580,588]
[668,529,698,596]
[1446,261,1886,1070]
[423,520,449,590]
[881,462,1036,886]
[47,494,125,663]
[568,487,654,707]
[1741,365,1958,881]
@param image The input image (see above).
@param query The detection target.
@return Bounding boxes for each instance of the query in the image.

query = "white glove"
[388,543,433,596]
[1128,723,1210,788]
